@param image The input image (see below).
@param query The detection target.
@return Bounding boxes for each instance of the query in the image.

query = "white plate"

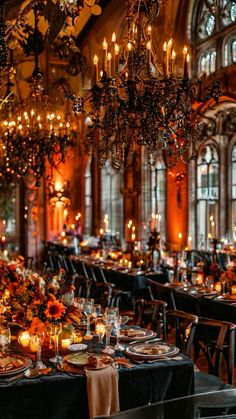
[64,353,89,366]
[67,344,88,351]
[126,341,179,360]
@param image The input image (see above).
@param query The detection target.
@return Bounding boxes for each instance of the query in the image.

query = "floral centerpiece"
[0,255,79,327]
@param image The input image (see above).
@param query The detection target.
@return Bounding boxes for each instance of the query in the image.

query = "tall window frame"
[101,162,123,240]
[196,144,219,249]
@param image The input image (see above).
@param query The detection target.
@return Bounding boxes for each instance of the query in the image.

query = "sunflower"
[44,300,66,320]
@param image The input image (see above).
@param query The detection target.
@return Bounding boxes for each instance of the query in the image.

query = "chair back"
[135,299,167,340]
[194,317,235,384]
[147,279,176,309]
[166,309,198,358]
[174,290,201,316]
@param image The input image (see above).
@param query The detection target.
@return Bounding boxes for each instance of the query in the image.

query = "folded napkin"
[85,357,120,419]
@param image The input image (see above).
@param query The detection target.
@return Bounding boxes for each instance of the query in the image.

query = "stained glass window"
[230,3,236,22]
[232,39,236,62]
[206,14,215,36]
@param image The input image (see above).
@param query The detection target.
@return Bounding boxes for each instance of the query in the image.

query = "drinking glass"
[30,331,46,370]
[0,324,11,356]
[49,322,62,363]
[103,307,119,353]
[114,316,124,351]
[83,298,94,337]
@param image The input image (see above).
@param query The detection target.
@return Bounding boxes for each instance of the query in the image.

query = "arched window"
[197,145,219,249]
[141,151,166,242]
[84,158,92,237]
[101,162,123,239]
[231,144,236,241]
[193,1,236,73]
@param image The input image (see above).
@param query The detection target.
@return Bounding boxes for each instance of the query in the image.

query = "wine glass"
[114,316,124,351]
[83,298,94,337]
[30,331,46,370]
[49,322,62,363]
[0,324,11,356]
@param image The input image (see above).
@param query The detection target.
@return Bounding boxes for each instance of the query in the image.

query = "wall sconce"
[48,180,71,208]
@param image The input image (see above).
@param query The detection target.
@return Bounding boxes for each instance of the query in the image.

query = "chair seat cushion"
[194,371,234,394]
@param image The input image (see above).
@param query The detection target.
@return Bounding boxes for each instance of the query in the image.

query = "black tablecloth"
[0,350,194,419]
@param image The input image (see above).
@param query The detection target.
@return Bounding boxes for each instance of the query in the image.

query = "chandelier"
[0,6,73,186]
[70,0,220,169]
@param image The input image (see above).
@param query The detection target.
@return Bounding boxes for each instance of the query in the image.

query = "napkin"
[85,360,120,419]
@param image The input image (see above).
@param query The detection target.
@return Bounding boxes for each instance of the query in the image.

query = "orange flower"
[45,300,66,320]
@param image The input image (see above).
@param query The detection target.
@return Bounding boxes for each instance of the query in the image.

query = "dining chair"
[146,279,176,309]
[134,299,167,340]
[166,309,199,358]
[174,290,201,316]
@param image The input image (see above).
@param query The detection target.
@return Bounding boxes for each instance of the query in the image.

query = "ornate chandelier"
[70,0,220,169]
[0,6,74,186]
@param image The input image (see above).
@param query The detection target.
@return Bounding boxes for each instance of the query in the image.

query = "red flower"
[44,300,66,320]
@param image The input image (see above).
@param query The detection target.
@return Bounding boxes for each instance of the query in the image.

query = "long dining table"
[0,338,194,419]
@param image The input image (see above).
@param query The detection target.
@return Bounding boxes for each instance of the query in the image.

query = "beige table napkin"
[85,364,120,419]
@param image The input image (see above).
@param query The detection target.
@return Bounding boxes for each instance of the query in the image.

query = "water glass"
[30,331,46,370]
[0,325,11,355]
[83,298,94,336]
[114,316,124,351]
[95,318,106,344]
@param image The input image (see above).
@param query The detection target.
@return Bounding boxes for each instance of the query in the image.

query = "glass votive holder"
[18,331,30,348]
[61,338,72,349]
[95,318,106,344]
[231,285,236,296]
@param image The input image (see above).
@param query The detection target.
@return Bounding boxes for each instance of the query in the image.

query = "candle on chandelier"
[170,49,176,75]
[103,38,108,72]
[146,41,151,72]
[166,38,172,77]
[93,54,98,84]
[131,226,136,242]
[183,46,188,78]
[115,43,119,73]
[107,52,112,77]
[163,42,167,75]
[111,32,116,75]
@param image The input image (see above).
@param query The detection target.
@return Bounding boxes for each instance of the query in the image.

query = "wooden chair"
[135,299,167,340]
[147,279,176,309]
[166,309,198,358]
[174,290,201,316]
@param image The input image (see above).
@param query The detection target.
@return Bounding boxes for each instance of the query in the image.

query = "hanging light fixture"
[69,0,220,169]
[0,5,75,186]
[48,179,71,208]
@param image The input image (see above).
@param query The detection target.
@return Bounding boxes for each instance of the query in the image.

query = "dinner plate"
[67,344,88,352]
[115,327,156,342]
[64,353,89,366]
[217,294,236,302]
[0,354,32,377]
[126,341,179,360]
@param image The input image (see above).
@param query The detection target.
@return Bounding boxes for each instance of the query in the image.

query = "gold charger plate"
[0,354,32,377]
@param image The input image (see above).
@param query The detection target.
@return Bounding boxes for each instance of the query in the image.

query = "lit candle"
[127,42,133,75]
[115,43,119,73]
[111,32,116,75]
[131,226,136,242]
[183,46,188,78]
[178,232,183,250]
[186,53,190,78]
[167,38,172,78]
[103,38,108,73]
[107,52,112,77]
[61,338,71,349]
[163,42,167,74]
[187,235,192,250]
[146,41,151,72]
[171,50,176,75]
[93,54,98,84]
[18,331,30,348]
